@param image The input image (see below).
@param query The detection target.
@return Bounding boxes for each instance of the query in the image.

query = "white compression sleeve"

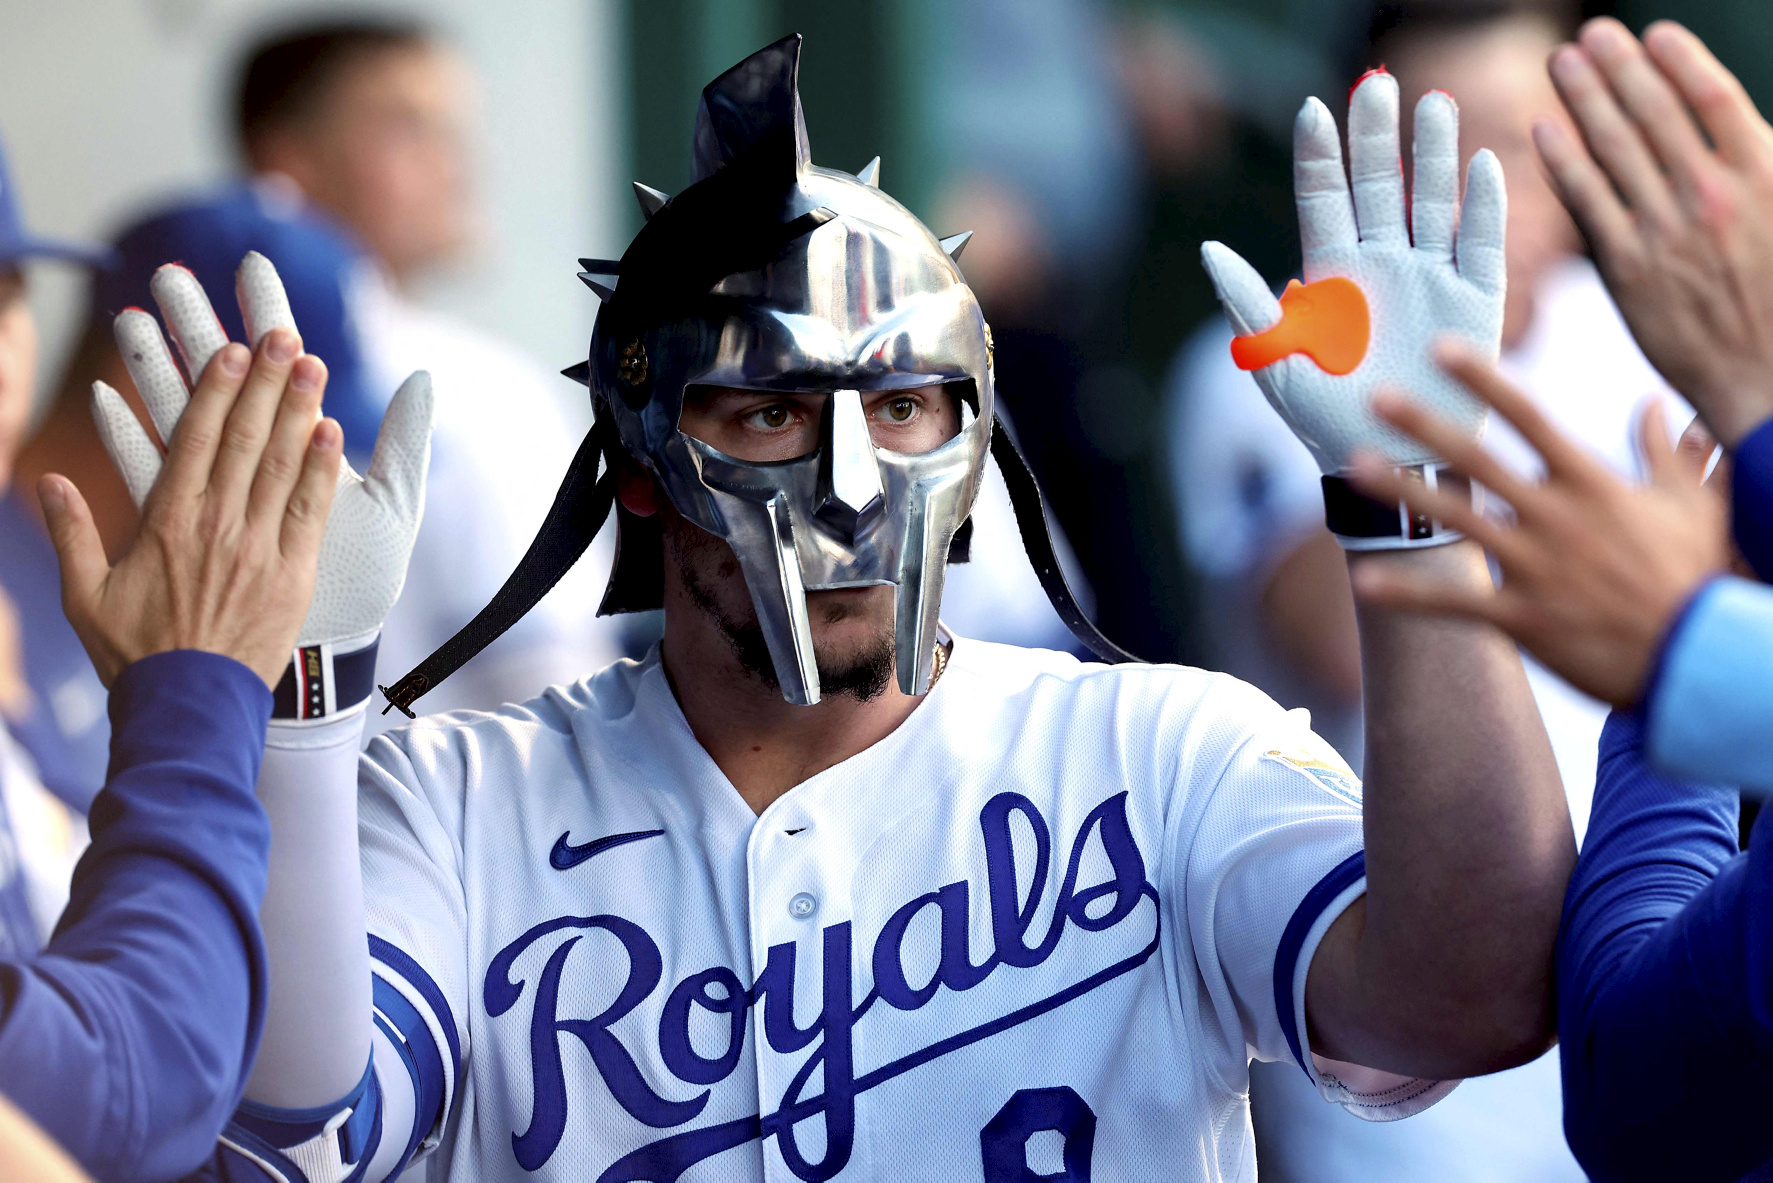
[244,708,375,1108]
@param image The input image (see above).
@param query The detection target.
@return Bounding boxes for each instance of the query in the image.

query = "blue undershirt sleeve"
[0,650,272,1182]
[1644,576,1773,792]
[1557,710,1773,1182]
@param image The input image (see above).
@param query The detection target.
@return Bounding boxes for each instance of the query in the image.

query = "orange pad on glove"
[1230,277,1370,376]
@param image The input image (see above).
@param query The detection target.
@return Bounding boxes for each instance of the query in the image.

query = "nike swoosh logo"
[549,828,665,871]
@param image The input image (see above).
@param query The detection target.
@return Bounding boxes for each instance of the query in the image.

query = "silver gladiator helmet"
[380,33,1130,715]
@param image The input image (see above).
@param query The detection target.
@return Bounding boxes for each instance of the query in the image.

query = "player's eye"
[743,405,796,431]
[875,397,919,424]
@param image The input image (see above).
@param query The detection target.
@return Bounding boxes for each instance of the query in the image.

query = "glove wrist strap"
[273,633,380,722]
[1323,464,1471,551]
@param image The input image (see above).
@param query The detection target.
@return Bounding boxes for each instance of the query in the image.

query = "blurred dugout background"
[1,0,1770,666]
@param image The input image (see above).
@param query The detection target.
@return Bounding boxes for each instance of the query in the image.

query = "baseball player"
[113,38,1571,1183]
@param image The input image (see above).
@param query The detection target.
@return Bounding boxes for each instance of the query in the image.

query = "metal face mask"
[377,33,1130,719]
[612,205,993,704]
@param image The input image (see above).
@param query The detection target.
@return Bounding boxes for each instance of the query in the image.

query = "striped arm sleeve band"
[369,936,462,1161]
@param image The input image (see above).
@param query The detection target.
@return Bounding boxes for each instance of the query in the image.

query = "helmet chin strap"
[379,421,617,717]
[987,413,1141,667]
[379,410,1137,717]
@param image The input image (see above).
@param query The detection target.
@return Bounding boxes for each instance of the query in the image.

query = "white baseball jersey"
[358,638,1451,1182]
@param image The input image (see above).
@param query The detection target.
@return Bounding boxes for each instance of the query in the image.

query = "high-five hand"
[1202,70,1506,487]
[1348,343,1728,707]
[93,253,433,702]
[45,309,341,688]
[1538,18,1773,447]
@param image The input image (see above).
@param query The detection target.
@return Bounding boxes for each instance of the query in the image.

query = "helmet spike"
[633,182,670,220]
[578,272,616,301]
[856,156,881,187]
[939,231,973,261]
[561,360,592,386]
[578,257,621,273]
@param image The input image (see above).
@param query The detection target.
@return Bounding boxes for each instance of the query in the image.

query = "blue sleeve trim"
[367,935,461,1077]
[373,972,447,1171]
[1731,413,1773,582]
[1645,576,1773,791]
[1273,849,1366,1077]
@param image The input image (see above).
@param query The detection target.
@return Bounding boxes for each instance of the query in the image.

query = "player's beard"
[664,510,897,702]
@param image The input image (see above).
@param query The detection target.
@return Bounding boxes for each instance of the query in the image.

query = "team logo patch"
[1263,748,1362,807]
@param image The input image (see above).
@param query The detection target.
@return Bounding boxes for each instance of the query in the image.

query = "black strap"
[989,415,1140,666]
[379,425,616,716]
[1321,467,1470,542]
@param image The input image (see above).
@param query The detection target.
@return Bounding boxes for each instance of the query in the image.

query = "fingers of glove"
[1348,70,1409,245]
[150,264,229,385]
[1549,42,1679,224]
[364,371,435,527]
[1532,117,1637,257]
[1294,97,1359,264]
[1580,18,1716,189]
[1434,341,1605,489]
[279,418,344,564]
[248,354,329,529]
[1200,242,1283,336]
[1363,391,1534,522]
[37,475,108,622]
[1455,150,1507,297]
[1411,91,1461,260]
[1643,20,1771,169]
[235,251,297,347]
[207,329,304,508]
[90,381,162,508]
[112,309,189,446]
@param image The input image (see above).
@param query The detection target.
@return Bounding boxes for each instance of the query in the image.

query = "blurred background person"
[0,135,112,961]
[227,19,626,723]
[935,0,1195,662]
[1166,1,1683,1178]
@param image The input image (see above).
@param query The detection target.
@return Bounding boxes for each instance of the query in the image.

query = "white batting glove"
[1201,72,1506,547]
[93,252,432,716]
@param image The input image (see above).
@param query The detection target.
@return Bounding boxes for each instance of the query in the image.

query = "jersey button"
[788,892,818,920]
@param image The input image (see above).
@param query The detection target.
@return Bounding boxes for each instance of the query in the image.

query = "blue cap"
[94,181,384,461]
[0,137,113,269]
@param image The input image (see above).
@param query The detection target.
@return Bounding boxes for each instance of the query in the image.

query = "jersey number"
[980,1086,1097,1181]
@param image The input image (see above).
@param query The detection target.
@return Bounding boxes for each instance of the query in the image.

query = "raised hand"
[96,253,432,670]
[45,310,342,688]
[1537,19,1773,448]
[1347,343,1728,707]
[1202,71,1506,478]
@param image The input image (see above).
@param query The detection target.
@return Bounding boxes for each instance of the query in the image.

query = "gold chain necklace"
[929,639,952,688]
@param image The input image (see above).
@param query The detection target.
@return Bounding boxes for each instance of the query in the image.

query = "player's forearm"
[243,709,374,1108]
[1327,541,1572,1075]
